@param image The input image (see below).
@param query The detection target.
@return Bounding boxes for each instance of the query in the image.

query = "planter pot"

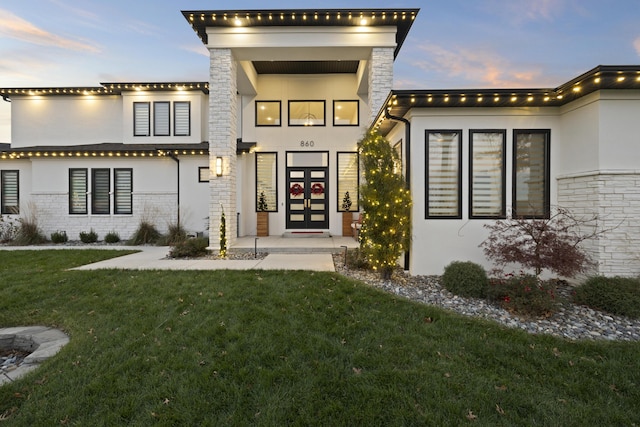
[257,211,269,237]
[342,211,354,236]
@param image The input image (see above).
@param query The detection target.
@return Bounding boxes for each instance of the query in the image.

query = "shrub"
[487,274,559,317]
[128,221,161,245]
[169,237,209,258]
[104,231,121,244]
[79,229,98,243]
[0,215,19,243]
[442,261,489,298]
[50,230,68,244]
[574,276,640,319]
[14,217,47,245]
[345,247,369,270]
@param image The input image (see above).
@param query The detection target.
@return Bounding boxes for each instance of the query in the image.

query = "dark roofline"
[0,142,209,160]
[373,65,640,135]
[0,82,209,99]
[182,9,419,58]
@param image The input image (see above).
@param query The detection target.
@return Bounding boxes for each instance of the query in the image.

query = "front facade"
[2,8,640,278]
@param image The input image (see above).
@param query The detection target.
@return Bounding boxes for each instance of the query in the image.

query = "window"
[288,100,325,126]
[337,152,359,212]
[114,169,133,214]
[333,100,359,126]
[92,169,110,214]
[69,169,88,214]
[426,131,462,218]
[1,170,19,214]
[198,167,210,183]
[513,130,550,218]
[174,101,191,136]
[133,102,150,137]
[256,152,278,212]
[256,101,281,126]
[154,102,170,136]
[469,130,506,218]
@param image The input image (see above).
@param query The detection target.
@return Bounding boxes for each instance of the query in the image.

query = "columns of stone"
[208,48,237,250]
[367,47,394,125]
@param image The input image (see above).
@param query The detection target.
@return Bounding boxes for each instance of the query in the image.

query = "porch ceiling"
[252,60,359,74]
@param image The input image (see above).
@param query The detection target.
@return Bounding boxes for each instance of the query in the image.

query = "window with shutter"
[255,153,277,212]
[470,130,506,218]
[69,169,88,214]
[513,130,550,218]
[1,170,19,214]
[154,102,170,136]
[134,102,150,136]
[426,131,462,218]
[174,102,191,136]
[92,169,110,214]
[114,168,133,214]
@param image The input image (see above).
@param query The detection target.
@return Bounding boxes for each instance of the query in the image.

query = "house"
[1,8,639,278]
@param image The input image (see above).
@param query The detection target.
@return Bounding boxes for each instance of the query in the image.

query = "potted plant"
[341,191,354,236]
[257,191,269,237]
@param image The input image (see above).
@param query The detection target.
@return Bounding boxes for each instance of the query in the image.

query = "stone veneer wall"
[208,48,238,248]
[557,170,640,278]
[367,47,394,125]
[31,192,176,241]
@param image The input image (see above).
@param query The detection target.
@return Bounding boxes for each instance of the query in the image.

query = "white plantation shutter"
[174,102,190,136]
[514,131,549,217]
[134,102,150,136]
[470,131,505,218]
[1,170,19,214]
[427,131,461,217]
[69,169,88,214]
[114,169,133,214]
[337,152,359,211]
[256,153,277,211]
[154,102,170,136]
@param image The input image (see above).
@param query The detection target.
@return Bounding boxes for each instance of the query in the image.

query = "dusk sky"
[2,0,640,142]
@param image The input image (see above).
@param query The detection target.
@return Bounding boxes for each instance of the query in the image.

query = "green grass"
[0,250,639,426]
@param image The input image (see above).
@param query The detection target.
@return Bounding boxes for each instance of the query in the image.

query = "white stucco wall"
[406,107,562,276]
[11,95,122,148]
[238,73,368,237]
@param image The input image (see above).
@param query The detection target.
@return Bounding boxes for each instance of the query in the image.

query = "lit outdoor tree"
[358,130,412,280]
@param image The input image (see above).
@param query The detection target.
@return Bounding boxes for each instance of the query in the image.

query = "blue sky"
[2,0,640,142]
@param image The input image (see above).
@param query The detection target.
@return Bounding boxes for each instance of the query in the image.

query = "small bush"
[487,274,559,317]
[79,229,98,243]
[574,276,640,319]
[169,237,209,258]
[14,217,47,245]
[128,221,161,245]
[50,230,68,244]
[442,261,489,298]
[345,248,369,270]
[162,222,187,246]
[0,215,19,243]
[104,231,121,244]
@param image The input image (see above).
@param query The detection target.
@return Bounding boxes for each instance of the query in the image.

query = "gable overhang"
[373,65,640,136]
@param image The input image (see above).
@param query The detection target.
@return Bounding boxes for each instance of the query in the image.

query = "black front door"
[286,167,329,229]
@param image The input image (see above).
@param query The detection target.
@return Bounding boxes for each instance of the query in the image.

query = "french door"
[286,167,329,229]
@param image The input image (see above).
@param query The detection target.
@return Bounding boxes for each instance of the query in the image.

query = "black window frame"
[69,168,88,215]
[174,101,191,136]
[336,151,359,212]
[512,129,551,219]
[425,130,463,219]
[469,129,507,219]
[255,100,282,127]
[91,168,111,215]
[133,102,150,137]
[288,100,326,127]
[333,100,359,127]
[1,170,19,214]
[114,168,133,215]
[255,152,278,212]
[153,101,171,136]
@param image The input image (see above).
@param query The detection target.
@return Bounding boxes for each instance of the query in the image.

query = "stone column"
[208,48,237,250]
[367,47,394,125]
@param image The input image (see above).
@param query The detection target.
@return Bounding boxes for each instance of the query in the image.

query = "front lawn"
[0,250,638,425]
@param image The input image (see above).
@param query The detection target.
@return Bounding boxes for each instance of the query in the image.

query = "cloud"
[412,42,544,88]
[180,43,209,57]
[0,8,100,53]
[635,37,640,57]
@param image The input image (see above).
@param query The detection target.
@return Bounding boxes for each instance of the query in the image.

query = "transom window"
[256,101,281,126]
[333,100,359,126]
[288,100,325,126]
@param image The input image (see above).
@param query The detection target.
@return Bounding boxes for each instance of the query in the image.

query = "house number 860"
[300,140,315,147]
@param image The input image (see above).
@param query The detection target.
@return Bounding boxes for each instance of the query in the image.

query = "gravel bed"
[332,255,640,342]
